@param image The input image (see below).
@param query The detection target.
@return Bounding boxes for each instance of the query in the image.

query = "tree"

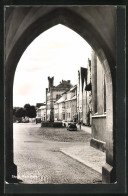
[23,104,36,118]
[24,104,30,110]
[15,108,26,118]
[24,104,30,117]
[27,106,36,118]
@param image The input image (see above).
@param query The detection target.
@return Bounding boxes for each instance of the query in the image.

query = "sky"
[13,24,92,107]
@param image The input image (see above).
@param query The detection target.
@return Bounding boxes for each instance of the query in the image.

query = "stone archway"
[5,6,116,183]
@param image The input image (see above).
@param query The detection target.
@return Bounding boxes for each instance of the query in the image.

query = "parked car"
[67,123,77,131]
[36,117,41,124]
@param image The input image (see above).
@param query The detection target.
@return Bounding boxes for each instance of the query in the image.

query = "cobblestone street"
[14,123,102,184]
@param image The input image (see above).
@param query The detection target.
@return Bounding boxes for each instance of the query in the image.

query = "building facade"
[77,63,92,125]
[77,67,87,123]
[46,77,72,122]
[54,85,77,122]
[36,105,46,121]
[84,59,92,126]
[90,51,106,151]
[65,86,77,122]
[54,95,66,121]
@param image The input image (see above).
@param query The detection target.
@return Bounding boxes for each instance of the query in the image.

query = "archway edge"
[5,6,116,183]
[5,7,116,84]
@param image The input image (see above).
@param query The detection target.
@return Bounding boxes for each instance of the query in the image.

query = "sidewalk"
[77,124,92,134]
[60,128,106,174]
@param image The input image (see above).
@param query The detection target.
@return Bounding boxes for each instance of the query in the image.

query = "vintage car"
[67,123,77,131]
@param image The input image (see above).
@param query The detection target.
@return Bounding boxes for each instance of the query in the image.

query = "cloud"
[15,83,33,96]
[13,24,92,107]
[23,65,43,72]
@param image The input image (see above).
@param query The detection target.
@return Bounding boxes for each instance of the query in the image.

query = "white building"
[54,85,77,122]
[36,105,46,121]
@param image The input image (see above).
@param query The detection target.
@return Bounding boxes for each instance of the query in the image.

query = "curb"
[60,149,102,174]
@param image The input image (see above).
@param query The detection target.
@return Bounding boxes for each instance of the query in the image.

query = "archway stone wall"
[5,6,116,183]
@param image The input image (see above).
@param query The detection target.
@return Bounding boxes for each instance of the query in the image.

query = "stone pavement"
[13,123,102,184]
[60,126,106,174]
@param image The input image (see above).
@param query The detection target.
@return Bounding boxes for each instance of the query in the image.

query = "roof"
[70,85,77,92]
[61,90,68,95]
[56,96,66,104]
[55,94,76,104]
[71,95,77,100]
[65,95,77,102]
[38,106,46,109]
[64,85,77,94]
[56,80,73,89]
